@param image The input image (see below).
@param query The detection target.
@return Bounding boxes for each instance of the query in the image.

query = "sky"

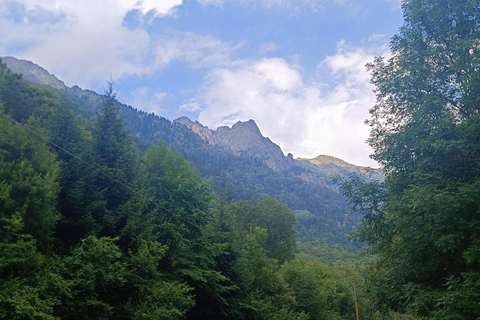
[0,0,404,167]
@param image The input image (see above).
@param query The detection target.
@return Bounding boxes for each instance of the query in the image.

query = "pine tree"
[91,82,139,237]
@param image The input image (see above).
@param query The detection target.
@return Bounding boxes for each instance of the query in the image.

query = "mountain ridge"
[2,56,375,176]
[2,55,382,252]
[174,117,295,172]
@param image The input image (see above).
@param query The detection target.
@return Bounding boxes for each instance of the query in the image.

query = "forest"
[1,0,480,319]
[0,60,374,319]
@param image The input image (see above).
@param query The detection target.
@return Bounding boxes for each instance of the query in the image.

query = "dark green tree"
[119,143,229,319]
[224,197,297,264]
[91,82,139,237]
[342,0,480,318]
[0,109,64,319]
[211,198,306,320]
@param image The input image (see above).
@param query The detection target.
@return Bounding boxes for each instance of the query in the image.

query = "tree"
[0,107,63,319]
[120,143,229,320]
[91,82,139,237]
[0,117,61,251]
[281,260,354,320]
[224,197,297,264]
[343,0,480,318]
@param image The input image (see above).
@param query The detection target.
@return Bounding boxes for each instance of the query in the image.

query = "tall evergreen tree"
[91,82,139,237]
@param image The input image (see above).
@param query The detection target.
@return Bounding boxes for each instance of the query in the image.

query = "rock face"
[174,117,294,172]
[295,155,383,183]
[2,56,67,90]
[298,155,367,174]
[174,117,220,145]
[3,56,102,108]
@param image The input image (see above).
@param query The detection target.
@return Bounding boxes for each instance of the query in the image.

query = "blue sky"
[0,0,403,166]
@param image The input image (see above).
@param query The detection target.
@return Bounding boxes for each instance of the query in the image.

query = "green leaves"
[223,197,297,264]
[345,0,480,317]
[0,58,397,320]
[0,116,60,250]
[281,260,353,320]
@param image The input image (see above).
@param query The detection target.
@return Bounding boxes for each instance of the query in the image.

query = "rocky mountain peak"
[216,119,266,148]
[302,155,357,168]
[174,118,294,172]
[3,56,67,90]
[174,116,194,128]
[174,117,219,145]
[295,154,383,182]
[231,119,261,134]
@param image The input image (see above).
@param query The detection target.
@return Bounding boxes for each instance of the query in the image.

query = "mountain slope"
[2,56,381,253]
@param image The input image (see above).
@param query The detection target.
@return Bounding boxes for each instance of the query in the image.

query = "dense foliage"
[340,0,480,318]
[36,74,362,254]
[0,58,381,319]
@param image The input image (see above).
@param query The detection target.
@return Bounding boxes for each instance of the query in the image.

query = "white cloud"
[9,0,183,18]
[195,0,325,11]
[179,102,202,112]
[0,0,235,91]
[126,87,167,115]
[194,41,388,167]
[134,0,183,16]
[258,42,278,55]
[0,0,394,166]
[152,32,237,70]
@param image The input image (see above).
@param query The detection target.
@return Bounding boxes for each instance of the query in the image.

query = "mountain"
[2,56,67,90]
[174,116,380,184]
[174,117,294,172]
[2,56,382,254]
[295,155,383,184]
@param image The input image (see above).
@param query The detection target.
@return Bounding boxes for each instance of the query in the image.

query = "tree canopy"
[341,0,480,318]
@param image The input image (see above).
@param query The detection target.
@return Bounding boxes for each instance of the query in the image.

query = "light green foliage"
[213,198,308,319]
[58,236,126,319]
[0,236,56,320]
[125,241,195,320]
[140,142,213,228]
[122,143,226,319]
[233,227,300,319]
[341,0,480,318]
[234,227,285,294]
[281,260,354,320]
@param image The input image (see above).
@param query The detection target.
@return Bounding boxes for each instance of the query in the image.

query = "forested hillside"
[4,0,480,319]
[0,59,384,319]
[3,55,372,257]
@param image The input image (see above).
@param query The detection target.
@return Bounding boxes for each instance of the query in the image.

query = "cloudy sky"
[0,0,403,166]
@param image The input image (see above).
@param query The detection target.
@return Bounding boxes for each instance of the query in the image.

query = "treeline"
[0,60,383,319]
[31,72,363,254]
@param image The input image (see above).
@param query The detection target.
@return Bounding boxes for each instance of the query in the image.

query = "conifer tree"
[91,82,139,236]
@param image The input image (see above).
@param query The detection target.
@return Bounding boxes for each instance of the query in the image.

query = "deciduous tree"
[343,0,480,318]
